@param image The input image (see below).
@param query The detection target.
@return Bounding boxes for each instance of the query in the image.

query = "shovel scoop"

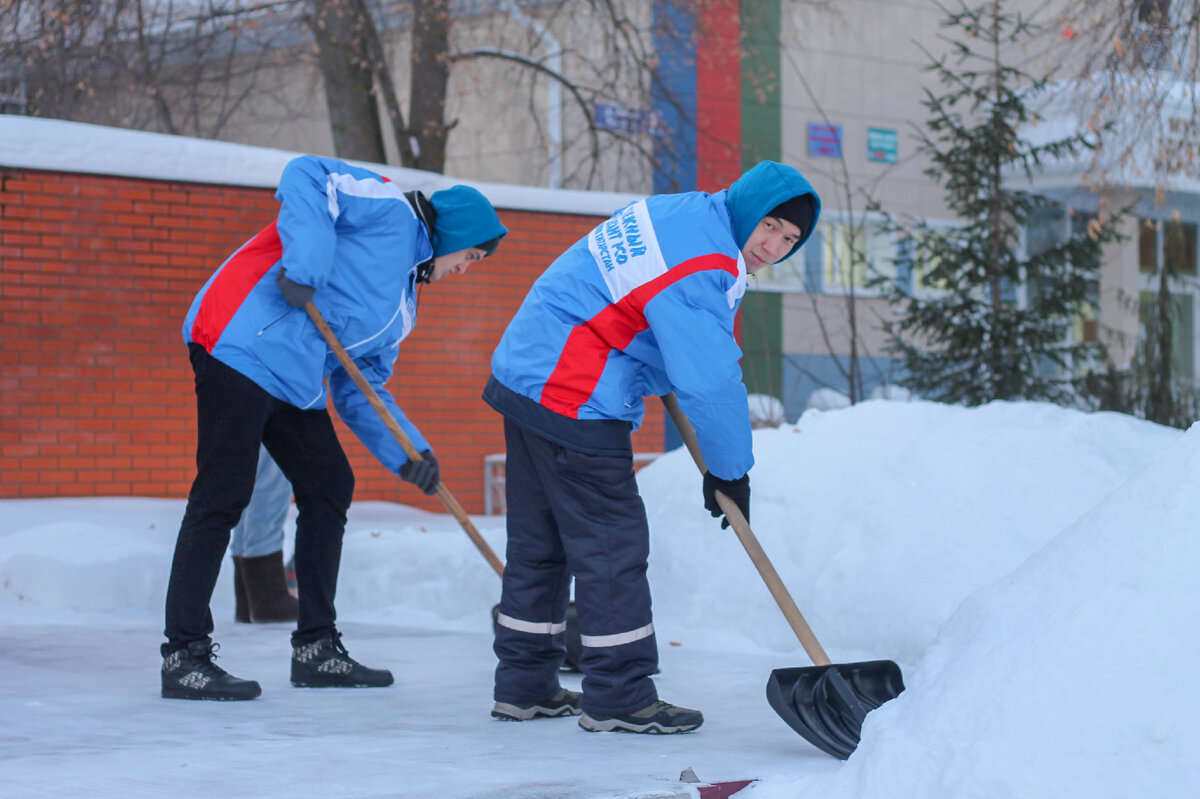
[661,394,904,759]
[767,659,904,759]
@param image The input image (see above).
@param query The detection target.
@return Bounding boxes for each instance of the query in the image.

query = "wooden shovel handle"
[661,393,831,666]
[305,301,505,577]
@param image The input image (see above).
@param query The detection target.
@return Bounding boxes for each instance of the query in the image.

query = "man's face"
[741,215,803,273]
[429,247,487,282]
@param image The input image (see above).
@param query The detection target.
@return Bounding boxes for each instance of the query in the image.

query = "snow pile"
[642,400,1175,665]
[748,412,1200,798]
[2,399,1198,798]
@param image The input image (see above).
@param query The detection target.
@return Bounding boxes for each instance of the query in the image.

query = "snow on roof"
[0,115,644,217]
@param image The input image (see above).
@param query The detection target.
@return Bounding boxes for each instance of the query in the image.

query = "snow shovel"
[661,394,904,759]
[304,302,582,669]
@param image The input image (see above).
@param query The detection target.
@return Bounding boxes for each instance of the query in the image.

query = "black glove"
[702,471,750,529]
[276,267,315,308]
[399,450,440,496]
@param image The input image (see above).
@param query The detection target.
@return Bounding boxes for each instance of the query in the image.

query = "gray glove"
[399,450,440,495]
[276,267,314,308]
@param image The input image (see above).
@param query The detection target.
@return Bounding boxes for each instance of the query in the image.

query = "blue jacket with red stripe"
[488,164,820,481]
[182,155,434,473]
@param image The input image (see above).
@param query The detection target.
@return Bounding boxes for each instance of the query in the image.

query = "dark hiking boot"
[491,688,582,721]
[238,550,298,623]
[161,640,262,701]
[291,630,394,688]
[579,700,703,734]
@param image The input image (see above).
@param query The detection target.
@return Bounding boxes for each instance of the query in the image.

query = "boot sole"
[491,701,582,721]
[162,686,261,701]
[578,712,702,734]
[290,676,393,686]
[291,674,394,688]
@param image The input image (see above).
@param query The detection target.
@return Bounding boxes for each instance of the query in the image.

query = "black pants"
[163,344,354,648]
[493,418,658,717]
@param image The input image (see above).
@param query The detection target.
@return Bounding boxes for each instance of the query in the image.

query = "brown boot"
[233,556,250,623]
[240,550,299,623]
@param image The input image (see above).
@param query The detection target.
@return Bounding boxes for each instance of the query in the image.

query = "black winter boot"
[239,550,298,623]
[291,630,394,688]
[161,640,262,701]
[233,557,250,623]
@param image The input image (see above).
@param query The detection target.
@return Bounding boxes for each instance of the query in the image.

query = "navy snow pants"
[493,418,659,717]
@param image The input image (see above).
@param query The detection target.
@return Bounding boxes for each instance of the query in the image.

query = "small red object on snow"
[698,780,757,799]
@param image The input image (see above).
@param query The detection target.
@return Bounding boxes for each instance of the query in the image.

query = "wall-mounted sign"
[808,122,842,158]
[595,104,656,135]
[868,127,898,163]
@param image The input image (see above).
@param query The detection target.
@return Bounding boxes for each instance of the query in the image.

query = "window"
[823,223,868,289]
[1139,290,1195,378]
[1137,0,1171,26]
[1141,218,1199,275]
[750,214,938,296]
[1164,220,1197,275]
[1070,212,1101,344]
[0,66,26,116]
[1140,220,1158,272]
[1134,0,1175,69]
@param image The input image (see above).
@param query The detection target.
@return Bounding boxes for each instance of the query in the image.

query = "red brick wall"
[0,167,665,512]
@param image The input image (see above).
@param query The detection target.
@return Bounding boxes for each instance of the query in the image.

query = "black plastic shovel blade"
[766,660,905,759]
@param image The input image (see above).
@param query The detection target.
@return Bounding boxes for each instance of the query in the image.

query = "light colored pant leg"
[229,445,292,558]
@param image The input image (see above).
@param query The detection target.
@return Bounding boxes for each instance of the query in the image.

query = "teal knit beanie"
[429,185,509,257]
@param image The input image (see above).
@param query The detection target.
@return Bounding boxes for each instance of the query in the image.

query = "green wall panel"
[740,0,782,167]
[741,289,783,400]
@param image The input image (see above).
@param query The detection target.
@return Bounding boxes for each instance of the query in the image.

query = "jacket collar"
[406,190,438,284]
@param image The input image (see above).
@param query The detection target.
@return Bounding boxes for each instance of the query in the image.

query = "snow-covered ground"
[2,400,1198,797]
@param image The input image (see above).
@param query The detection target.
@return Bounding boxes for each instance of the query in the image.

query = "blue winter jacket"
[182,156,436,474]
[488,162,820,481]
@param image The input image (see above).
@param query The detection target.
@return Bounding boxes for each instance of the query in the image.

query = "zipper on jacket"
[257,309,292,336]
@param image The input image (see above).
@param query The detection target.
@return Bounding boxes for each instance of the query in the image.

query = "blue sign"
[868,128,898,163]
[808,123,842,158]
[595,104,656,135]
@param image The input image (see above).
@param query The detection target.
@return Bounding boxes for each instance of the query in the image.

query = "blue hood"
[725,161,821,261]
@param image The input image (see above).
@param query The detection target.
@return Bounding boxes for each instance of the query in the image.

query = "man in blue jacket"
[161,155,508,701]
[485,161,819,733]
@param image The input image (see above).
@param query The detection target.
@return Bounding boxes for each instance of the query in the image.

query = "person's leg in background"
[230,445,297,623]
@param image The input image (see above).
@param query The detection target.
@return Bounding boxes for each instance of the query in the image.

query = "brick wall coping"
[0,114,645,217]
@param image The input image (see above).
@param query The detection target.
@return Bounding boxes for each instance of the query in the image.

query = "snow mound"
[750,419,1200,798]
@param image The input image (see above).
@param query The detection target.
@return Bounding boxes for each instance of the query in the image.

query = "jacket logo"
[593,206,648,272]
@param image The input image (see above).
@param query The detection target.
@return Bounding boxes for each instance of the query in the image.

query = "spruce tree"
[878,0,1117,405]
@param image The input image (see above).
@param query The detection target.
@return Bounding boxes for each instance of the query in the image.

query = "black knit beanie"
[767,195,816,239]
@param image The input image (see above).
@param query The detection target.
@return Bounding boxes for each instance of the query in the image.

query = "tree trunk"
[307,0,386,163]
[409,0,452,173]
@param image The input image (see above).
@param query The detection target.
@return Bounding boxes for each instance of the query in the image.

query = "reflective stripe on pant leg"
[493,419,571,704]
[496,613,567,636]
[580,622,654,648]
